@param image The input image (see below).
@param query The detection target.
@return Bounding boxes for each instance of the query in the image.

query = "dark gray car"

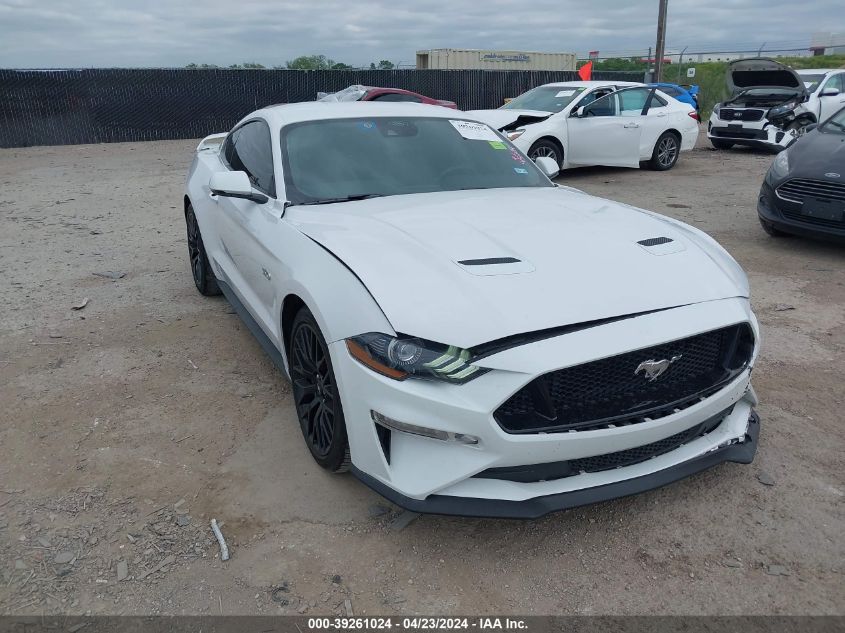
[757,106,845,242]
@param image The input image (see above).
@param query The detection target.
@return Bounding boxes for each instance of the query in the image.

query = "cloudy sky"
[0,0,836,68]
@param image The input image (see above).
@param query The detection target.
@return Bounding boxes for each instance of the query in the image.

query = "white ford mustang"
[184,102,760,518]
[467,81,700,171]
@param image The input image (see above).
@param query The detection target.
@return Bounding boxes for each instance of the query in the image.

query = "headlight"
[768,101,797,119]
[507,129,526,141]
[346,333,488,384]
[769,149,790,179]
[712,102,722,115]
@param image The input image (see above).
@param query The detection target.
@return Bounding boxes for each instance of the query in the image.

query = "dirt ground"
[0,130,843,617]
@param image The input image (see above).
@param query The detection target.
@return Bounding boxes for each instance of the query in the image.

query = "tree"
[369,60,395,70]
[592,57,648,72]
[226,62,265,69]
[286,55,338,70]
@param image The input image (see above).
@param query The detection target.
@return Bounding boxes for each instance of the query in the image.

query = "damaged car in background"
[317,84,457,108]
[468,81,699,172]
[708,58,827,152]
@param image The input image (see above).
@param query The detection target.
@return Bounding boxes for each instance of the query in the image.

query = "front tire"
[710,139,734,150]
[289,307,350,473]
[186,204,221,296]
[648,132,680,170]
[527,139,563,168]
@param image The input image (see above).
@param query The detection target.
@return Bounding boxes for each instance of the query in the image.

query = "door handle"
[655,112,667,117]
[623,123,640,129]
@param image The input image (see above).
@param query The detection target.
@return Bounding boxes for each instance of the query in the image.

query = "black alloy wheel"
[186,205,221,296]
[289,307,350,472]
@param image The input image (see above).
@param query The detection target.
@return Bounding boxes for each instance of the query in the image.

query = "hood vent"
[637,236,685,256]
[455,256,535,276]
[637,236,673,246]
[458,257,522,266]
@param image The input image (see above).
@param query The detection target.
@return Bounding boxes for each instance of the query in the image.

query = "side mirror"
[572,106,586,118]
[209,171,268,204]
[534,156,560,179]
[820,87,840,97]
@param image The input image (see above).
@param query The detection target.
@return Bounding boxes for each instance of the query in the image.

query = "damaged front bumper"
[708,118,797,151]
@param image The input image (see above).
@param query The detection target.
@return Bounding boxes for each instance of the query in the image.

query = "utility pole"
[653,0,669,82]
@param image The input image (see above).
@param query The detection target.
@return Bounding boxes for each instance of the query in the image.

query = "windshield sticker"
[357,121,376,130]
[449,119,500,141]
[510,148,526,164]
[513,167,528,174]
[555,90,576,97]
[488,140,507,149]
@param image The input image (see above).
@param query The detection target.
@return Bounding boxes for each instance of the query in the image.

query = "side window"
[224,121,275,197]
[832,74,845,92]
[582,93,619,117]
[650,94,668,107]
[577,87,614,108]
[371,92,423,103]
[662,86,681,97]
[618,88,653,115]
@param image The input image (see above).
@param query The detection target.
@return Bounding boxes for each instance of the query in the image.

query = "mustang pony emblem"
[634,355,683,381]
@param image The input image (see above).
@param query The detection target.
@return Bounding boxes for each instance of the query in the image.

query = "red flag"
[577,61,593,81]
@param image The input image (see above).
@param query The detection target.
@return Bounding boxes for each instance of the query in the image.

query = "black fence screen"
[0,68,642,148]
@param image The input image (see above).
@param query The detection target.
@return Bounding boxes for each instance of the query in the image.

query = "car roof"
[796,69,841,74]
[249,101,464,128]
[538,80,643,89]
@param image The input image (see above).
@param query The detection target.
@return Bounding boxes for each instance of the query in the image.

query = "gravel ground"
[0,131,843,616]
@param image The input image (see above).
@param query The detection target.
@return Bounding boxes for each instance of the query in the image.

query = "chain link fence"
[0,68,642,148]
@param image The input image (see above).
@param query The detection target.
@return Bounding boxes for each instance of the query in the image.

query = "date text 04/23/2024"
[306,617,529,630]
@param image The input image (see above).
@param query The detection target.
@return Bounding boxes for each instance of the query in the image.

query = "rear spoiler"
[196,132,227,153]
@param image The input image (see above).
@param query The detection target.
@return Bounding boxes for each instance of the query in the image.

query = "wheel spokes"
[291,323,336,458]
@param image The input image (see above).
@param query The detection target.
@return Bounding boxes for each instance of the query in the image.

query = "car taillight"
[688,111,699,121]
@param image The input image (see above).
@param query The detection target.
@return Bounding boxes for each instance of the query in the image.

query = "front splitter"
[351,411,760,519]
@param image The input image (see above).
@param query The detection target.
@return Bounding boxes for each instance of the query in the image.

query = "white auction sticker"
[555,90,576,97]
[449,120,500,141]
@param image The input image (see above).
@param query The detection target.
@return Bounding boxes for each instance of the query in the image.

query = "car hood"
[727,58,806,96]
[288,188,748,348]
[784,128,845,179]
[464,109,553,131]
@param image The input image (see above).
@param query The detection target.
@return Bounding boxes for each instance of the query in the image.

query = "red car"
[318,85,457,109]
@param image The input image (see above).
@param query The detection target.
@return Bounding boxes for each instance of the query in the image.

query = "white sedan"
[468,81,700,171]
[184,102,759,518]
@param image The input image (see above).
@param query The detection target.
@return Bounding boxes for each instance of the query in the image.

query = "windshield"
[281,117,552,205]
[800,74,826,92]
[501,86,586,113]
[821,107,845,133]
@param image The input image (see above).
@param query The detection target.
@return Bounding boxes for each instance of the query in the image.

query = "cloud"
[0,0,833,68]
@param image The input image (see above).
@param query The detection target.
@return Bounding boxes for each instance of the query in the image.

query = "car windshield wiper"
[826,120,845,132]
[297,193,386,206]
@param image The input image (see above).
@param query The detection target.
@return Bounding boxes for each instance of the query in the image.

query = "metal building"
[416,48,576,71]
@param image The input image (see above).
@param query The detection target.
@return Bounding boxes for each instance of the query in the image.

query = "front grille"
[475,407,732,483]
[494,324,754,434]
[776,178,845,204]
[781,210,845,229]
[718,108,765,121]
